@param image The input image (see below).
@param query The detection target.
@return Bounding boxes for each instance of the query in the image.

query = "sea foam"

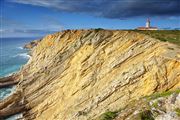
[13,53,30,59]
[17,46,23,49]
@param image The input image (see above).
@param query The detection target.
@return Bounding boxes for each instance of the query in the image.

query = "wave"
[6,113,23,120]
[17,46,23,49]
[4,72,15,77]
[13,53,30,59]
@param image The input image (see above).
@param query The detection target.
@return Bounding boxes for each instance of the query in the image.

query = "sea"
[0,37,37,119]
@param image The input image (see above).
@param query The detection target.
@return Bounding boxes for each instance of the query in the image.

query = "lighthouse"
[136,18,158,30]
[146,18,150,28]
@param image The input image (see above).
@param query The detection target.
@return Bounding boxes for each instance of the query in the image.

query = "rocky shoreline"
[0,76,19,88]
[23,39,41,50]
[0,29,179,120]
[0,39,38,119]
[0,74,24,119]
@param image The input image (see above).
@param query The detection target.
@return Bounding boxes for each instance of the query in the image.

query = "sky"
[0,0,180,37]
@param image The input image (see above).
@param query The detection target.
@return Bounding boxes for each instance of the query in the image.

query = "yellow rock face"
[17,30,180,120]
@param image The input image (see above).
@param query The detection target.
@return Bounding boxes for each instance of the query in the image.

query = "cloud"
[8,0,180,19]
[1,16,63,37]
[40,15,64,30]
[0,28,60,37]
[1,16,25,28]
[0,29,58,34]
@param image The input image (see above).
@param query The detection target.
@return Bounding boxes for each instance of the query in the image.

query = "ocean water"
[0,37,36,119]
[0,38,35,77]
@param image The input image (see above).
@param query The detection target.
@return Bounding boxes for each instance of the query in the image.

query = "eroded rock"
[1,30,180,120]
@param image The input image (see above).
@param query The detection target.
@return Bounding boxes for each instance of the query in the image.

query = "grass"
[152,101,159,108]
[145,89,180,100]
[97,111,118,120]
[175,108,180,117]
[132,30,180,46]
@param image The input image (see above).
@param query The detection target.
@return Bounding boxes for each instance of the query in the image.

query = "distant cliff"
[23,39,41,49]
[1,29,180,120]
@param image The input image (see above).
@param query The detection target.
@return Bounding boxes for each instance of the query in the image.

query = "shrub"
[94,28,104,32]
[175,108,180,117]
[139,110,154,120]
[98,111,118,120]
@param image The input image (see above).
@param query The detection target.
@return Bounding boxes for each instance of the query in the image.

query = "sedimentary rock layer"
[1,30,180,120]
[0,75,19,88]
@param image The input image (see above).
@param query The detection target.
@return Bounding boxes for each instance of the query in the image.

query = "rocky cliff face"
[1,30,180,120]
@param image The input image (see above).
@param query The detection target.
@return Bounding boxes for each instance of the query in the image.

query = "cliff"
[23,39,41,49]
[0,29,180,120]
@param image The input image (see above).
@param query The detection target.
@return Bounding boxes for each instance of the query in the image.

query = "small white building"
[136,19,158,30]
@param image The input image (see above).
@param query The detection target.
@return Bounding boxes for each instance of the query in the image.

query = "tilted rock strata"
[2,30,180,120]
[0,75,19,88]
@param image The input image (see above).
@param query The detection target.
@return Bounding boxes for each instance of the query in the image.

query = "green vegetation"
[133,30,180,46]
[97,111,118,120]
[175,108,180,117]
[145,89,180,100]
[94,28,104,32]
[139,110,154,120]
[152,101,159,108]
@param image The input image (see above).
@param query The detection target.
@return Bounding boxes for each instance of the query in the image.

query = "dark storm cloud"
[9,0,180,19]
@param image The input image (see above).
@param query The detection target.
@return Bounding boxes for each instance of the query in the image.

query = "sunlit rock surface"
[7,30,180,120]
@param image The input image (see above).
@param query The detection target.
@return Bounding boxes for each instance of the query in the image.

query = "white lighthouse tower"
[146,18,151,28]
[146,18,150,28]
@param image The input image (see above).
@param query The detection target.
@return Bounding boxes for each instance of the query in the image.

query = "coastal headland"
[0,29,180,120]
